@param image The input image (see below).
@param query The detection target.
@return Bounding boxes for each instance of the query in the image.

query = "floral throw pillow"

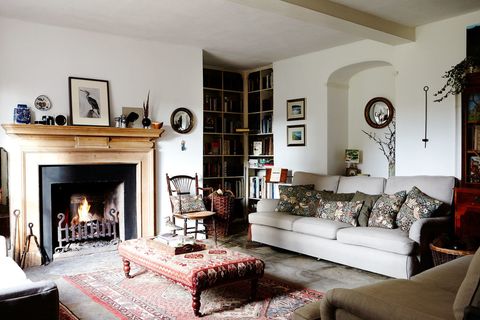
[396,186,443,232]
[170,195,206,214]
[275,184,315,213]
[317,200,364,226]
[351,192,382,227]
[292,190,333,216]
[368,191,407,229]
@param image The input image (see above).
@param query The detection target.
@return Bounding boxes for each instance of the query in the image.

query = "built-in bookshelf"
[247,67,275,212]
[203,68,245,200]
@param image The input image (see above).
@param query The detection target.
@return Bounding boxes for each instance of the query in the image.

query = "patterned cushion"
[170,195,206,214]
[317,200,364,226]
[292,190,333,216]
[396,186,443,232]
[275,184,315,213]
[368,191,407,229]
[351,192,382,227]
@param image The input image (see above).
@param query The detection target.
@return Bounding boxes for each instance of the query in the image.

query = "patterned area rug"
[64,269,323,319]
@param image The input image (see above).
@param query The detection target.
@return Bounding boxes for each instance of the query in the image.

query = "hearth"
[40,164,136,260]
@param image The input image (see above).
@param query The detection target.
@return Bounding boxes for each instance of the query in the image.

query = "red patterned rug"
[64,268,323,319]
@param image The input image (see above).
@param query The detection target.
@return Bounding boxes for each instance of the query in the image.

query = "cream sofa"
[248,172,456,279]
[293,247,480,320]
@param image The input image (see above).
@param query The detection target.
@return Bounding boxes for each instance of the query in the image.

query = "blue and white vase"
[14,104,31,124]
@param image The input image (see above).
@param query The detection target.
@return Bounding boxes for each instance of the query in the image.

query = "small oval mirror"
[170,108,194,134]
[364,97,394,129]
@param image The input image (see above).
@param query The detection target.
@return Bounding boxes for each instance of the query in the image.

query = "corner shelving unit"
[246,67,275,212]
[202,68,245,201]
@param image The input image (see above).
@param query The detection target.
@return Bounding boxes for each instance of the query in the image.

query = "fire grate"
[55,209,119,252]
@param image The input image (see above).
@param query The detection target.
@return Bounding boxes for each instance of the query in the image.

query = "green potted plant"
[434,55,480,102]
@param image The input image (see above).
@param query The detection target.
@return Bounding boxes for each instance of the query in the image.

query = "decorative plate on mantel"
[34,95,52,111]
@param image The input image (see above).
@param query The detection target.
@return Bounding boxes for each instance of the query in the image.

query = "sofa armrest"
[320,287,442,320]
[256,199,279,212]
[0,236,6,257]
[0,280,59,320]
[408,216,452,271]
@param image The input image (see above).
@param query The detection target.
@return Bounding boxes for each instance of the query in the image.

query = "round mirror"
[170,107,194,134]
[364,97,394,129]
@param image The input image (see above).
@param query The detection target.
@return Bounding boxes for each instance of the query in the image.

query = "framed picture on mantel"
[69,77,110,126]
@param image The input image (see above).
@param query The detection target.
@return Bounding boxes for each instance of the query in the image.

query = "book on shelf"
[474,125,480,150]
[253,141,262,156]
[265,167,288,183]
[470,156,480,183]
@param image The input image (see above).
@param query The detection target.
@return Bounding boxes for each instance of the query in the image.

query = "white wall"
[0,17,204,233]
[348,66,396,177]
[274,9,480,178]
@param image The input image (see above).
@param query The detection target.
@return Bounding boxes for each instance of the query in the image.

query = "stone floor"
[24,232,388,319]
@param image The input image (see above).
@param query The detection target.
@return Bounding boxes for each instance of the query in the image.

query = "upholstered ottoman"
[118,238,265,316]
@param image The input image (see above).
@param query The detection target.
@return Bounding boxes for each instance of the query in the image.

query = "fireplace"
[40,164,136,259]
[2,124,163,266]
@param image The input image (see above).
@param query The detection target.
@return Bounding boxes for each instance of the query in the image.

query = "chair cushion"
[170,195,206,214]
[454,248,480,320]
[396,186,443,232]
[248,212,302,231]
[336,227,415,255]
[275,184,315,213]
[351,192,381,227]
[292,217,352,240]
[368,191,407,229]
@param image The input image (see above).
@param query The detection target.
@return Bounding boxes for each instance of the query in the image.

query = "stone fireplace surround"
[2,124,163,266]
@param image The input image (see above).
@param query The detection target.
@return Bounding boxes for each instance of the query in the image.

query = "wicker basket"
[205,190,234,237]
[429,238,475,266]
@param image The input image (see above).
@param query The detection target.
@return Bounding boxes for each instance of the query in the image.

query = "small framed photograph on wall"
[287,124,306,146]
[286,98,305,121]
[69,77,110,126]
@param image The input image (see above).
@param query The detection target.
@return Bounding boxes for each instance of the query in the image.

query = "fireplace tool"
[20,222,50,268]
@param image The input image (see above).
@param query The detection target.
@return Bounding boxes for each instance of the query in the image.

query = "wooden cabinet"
[456,72,480,242]
[454,188,480,241]
[202,68,245,199]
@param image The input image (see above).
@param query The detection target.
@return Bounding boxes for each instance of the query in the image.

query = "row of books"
[261,114,272,134]
[204,140,221,155]
[204,94,221,111]
[224,118,243,133]
[224,96,243,113]
[249,176,282,199]
[248,158,274,168]
[224,180,244,198]
[251,137,273,155]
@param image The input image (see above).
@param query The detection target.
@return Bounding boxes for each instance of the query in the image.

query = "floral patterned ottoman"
[118,238,265,316]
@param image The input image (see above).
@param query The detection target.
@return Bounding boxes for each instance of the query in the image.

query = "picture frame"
[287,125,306,146]
[69,77,110,126]
[122,107,144,128]
[286,98,305,121]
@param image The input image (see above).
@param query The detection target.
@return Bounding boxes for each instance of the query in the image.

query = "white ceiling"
[1,0,479,70]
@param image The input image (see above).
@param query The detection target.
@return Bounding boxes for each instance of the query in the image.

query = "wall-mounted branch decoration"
[422,86,429,148]
[362,119,396,177]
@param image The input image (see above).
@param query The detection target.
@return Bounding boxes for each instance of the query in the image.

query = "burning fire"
[77,197,91,223]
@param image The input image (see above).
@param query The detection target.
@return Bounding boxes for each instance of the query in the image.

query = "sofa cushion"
[0,257,31,289]
[292,217,353,240]
[384,175,455,205]
[317,200,363,226]
[337,176,386,194]
[275,184,315,213]
[291,172,340,192]
[396,186,443,232]
[292,190,332,217]
[368,191,407,229]
[351,192,381,227]
[336,227,416,255]
[248,211,302,231]
[454,248,480,320]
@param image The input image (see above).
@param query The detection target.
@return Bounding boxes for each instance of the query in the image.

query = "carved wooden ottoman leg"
[122,258,132,278]
[192,290,201,316]
[250,278,258,301]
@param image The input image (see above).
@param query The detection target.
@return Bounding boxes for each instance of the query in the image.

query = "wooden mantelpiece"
[2,124,164,266]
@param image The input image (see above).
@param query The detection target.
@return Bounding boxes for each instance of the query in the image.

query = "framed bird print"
[69,77,110,126]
